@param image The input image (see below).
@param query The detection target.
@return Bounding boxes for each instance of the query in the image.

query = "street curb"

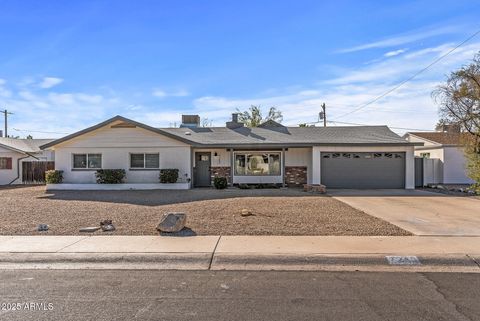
[211,253,480,272]
[1,252,479,272]
[0,253,212,270]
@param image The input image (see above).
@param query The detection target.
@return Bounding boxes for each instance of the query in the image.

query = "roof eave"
[190,142,421,148]
[0,143,29,154]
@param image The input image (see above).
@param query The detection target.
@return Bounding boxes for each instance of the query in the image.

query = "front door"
[194,152,211,187]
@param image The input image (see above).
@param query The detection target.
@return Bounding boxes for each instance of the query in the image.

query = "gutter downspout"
[8,153,39,185]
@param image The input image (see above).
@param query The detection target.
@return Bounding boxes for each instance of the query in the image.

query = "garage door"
[321,152,405,189]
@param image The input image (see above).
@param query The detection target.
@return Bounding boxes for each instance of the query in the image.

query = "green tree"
[433,52,480,192]
[236,105,283,127]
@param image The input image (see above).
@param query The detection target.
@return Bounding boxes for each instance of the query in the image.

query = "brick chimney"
[226,113,244,129]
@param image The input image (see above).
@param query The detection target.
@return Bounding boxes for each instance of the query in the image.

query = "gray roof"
[162,125,414,147]
[0,138,54,154]
[40,115,418,150]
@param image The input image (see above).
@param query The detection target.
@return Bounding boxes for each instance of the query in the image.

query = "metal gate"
[414,157,424,187]
[22,161,55,184]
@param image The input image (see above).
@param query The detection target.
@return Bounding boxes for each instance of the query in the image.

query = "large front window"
[73,153,102,169]
[235,152,281,176]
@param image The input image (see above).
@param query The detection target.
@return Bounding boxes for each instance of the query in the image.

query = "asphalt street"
[0,270,479,321]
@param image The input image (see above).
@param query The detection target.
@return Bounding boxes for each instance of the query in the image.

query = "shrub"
[238,183,252,189]
[160,169,179,183]
[213,176,228,189]
[95,169,126,184]
[45,170,63,184]
[255,183,280,189]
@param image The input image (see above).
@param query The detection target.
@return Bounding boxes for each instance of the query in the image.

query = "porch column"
[282,148,286,188]
[229,149,234,186]
[312,147,321,184]
[190,147,194,188]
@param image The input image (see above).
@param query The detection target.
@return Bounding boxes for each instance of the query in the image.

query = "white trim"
[46,183,190,191]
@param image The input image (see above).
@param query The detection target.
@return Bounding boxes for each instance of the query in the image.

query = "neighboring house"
[404,132,474,185]
[0,138,55,185]
[40,115,421,189]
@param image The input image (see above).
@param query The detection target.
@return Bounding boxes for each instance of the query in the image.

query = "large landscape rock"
[100,220,115,232]
[157,212,187,233]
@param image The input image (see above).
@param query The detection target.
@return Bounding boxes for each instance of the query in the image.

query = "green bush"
[255,183,280,189]
[95,169,126,184]
[160,169,179,183]
[45,170,63,184]
[213,176,228,189]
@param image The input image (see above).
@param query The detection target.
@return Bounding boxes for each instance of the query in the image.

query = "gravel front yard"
[0,186,411,236]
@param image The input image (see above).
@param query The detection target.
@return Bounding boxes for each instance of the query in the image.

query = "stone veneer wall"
[284,166,307,187]
[210,166,231,185]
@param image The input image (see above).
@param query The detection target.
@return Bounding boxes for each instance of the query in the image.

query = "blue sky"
[0,0,479,138]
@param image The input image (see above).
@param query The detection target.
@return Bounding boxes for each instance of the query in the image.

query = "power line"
[327,120,435,131]
[332,27,480,120]
[12,128,69,135]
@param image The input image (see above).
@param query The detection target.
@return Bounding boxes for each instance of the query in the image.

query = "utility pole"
[1,109,13,137]
[319,103,326,127]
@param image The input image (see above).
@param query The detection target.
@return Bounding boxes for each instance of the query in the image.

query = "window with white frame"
[234,152,281,176]
[130,153,159,169]
[72,154,102,169]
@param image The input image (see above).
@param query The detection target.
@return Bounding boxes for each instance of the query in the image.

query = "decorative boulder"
[157,212,187,233]
[37,224,49,232]
[100,220,115,232]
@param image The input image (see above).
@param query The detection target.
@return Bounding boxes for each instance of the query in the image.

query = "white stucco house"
[40,114,421,190]
[404,132,474,185]
[0,138,55,185]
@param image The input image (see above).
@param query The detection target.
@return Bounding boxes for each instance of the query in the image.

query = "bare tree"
[433,52,480,192]
[432,52,480,149]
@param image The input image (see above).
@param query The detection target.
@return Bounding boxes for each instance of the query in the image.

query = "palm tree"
[236,105,283,127]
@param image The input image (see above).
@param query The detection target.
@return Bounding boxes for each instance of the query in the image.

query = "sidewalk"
[1,235,479,272]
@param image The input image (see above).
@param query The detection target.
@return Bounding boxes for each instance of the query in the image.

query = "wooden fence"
[22,161,55,184]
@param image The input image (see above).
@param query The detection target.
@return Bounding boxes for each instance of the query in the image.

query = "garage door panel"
[321,152,405,189]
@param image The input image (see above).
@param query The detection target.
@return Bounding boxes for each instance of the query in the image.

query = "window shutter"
[6,157,12,169]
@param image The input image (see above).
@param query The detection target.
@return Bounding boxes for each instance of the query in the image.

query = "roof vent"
[226,113,244,129]
[180,115,200,128]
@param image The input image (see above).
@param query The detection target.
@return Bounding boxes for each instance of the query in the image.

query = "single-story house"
[404,132,474,185]
[0,138,55,185]
[40,114,421,190]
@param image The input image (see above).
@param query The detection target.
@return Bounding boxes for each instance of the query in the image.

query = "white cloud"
[0,79,12,97]
[191,41,480,133]
[3,87,124,138]
[152,89,167,98]
[39,77,64,89]
[338,25,459,53]
[384,49,407,57]
[152,88,189,98]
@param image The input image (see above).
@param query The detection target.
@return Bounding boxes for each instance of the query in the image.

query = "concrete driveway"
[329,189,480,236]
